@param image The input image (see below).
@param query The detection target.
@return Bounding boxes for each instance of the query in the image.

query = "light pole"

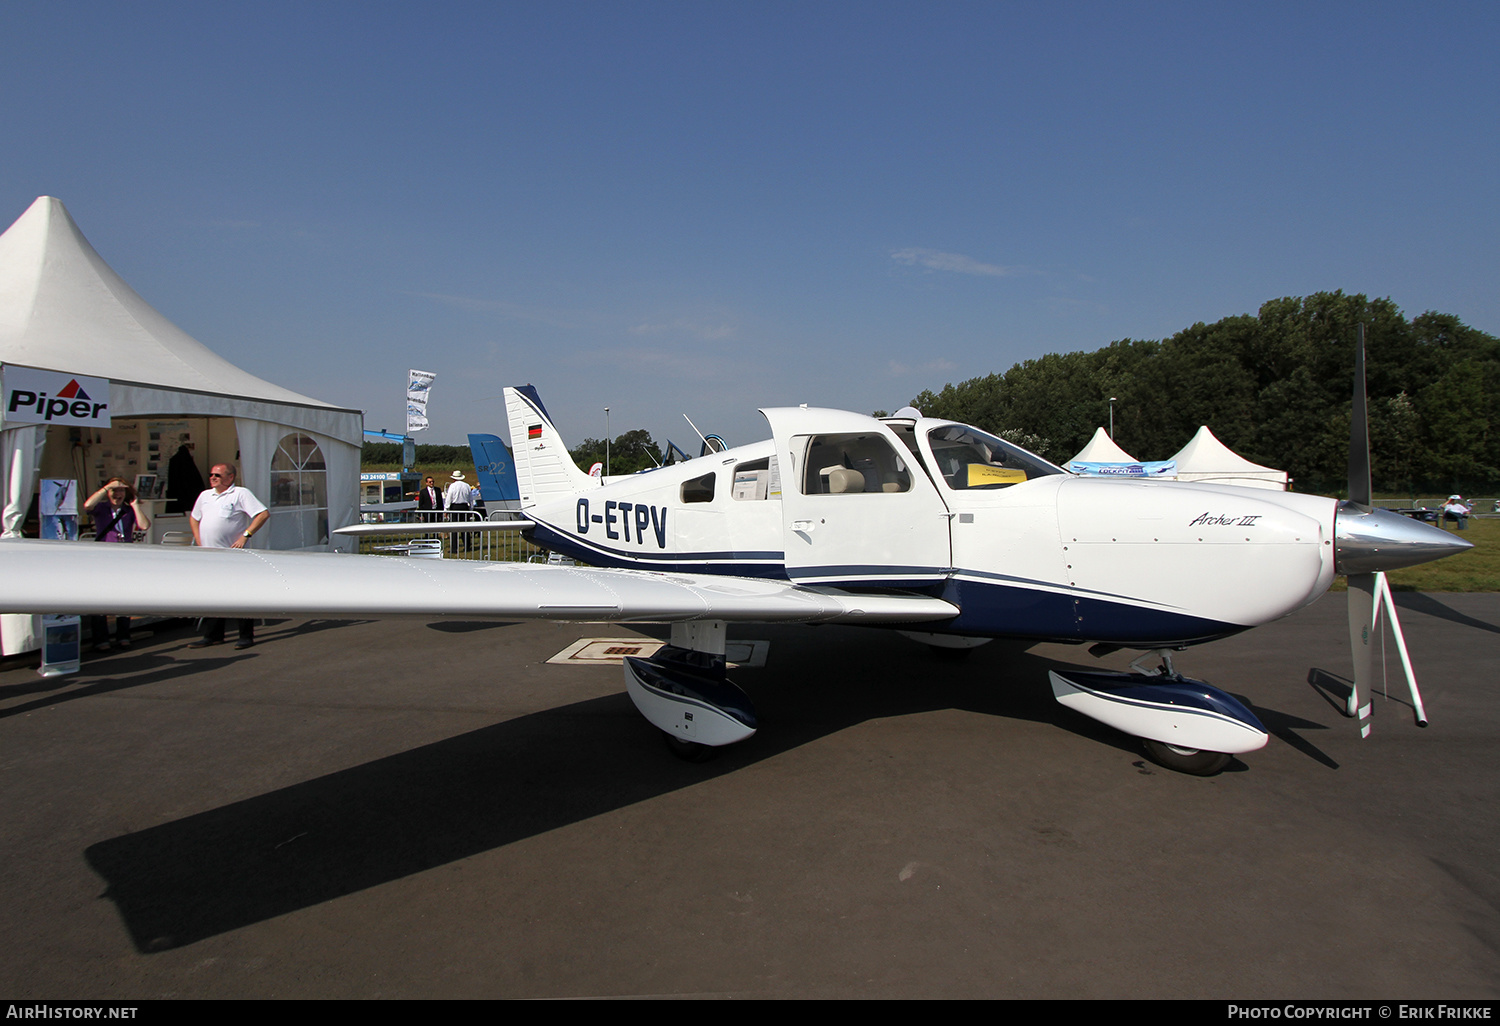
[604,407,610,477]
[1108,397,1117,440]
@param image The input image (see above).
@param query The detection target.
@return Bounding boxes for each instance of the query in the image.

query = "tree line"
[567,430,663,476]
[909,292,1499,495]
[360,432,667,476]
[360,442,473,466]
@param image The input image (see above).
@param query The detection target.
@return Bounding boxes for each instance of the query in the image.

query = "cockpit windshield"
[926,424,1064,490]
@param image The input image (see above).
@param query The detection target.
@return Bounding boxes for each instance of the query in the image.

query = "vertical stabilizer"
[466,433,521,511]
[504,385,598,506]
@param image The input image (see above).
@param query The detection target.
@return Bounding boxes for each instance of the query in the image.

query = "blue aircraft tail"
[467,433,521,507]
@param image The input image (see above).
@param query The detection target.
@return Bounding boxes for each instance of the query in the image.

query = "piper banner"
[3,367,111,427]
[1066,460,1177,478]
[406,369,436,433]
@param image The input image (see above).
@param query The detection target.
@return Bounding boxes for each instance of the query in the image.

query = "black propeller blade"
[1346,323,1375,720]
[1347,323,1372,510]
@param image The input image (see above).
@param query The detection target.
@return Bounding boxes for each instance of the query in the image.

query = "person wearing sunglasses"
[188,463,269,650]
[82,477,151,651]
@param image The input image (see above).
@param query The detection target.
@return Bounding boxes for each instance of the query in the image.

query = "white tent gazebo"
[1067,426,1140,465]
[1,196,363,653]
[1168,426,1288,490]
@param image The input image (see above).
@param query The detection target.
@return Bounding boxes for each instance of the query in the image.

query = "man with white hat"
[444,470,471,516]
[1442,495,1472,531]
[444,470,473,553]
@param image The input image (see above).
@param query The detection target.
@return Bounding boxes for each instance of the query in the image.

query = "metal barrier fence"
[353,513,546,563]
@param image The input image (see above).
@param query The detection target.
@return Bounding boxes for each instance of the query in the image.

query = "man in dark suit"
[415,476,444,523]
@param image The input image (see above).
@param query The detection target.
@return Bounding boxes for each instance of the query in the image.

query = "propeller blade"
[1348,322,1372,509]
[1346,325,1374,733]
[1346,571,1375,732]
[1333,321,1472,574]
[1339,324,1454,737]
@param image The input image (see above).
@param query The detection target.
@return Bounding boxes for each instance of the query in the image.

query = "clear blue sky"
[4,1,1496,448]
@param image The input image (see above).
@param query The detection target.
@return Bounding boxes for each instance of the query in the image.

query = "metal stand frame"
[1347,570,1428,736]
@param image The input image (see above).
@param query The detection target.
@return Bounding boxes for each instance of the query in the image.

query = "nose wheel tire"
[1142,740,1231,776]
[663,733,717,763]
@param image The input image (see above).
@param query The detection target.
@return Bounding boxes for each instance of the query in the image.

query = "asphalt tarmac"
[2,592,1498,999]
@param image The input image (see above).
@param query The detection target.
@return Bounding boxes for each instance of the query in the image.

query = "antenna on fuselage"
[683,414,728,457]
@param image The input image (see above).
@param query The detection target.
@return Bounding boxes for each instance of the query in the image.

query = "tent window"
[269,433,328,548]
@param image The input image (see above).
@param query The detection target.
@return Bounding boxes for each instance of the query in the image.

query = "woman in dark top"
[84,478,151,651]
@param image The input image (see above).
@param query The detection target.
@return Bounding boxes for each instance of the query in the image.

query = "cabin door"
[762,408,952,587]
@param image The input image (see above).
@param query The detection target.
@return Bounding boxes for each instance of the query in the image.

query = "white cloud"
[890,248,1018,278]
[1044,296,1109,317]
[407,294,736,342]
[405,292,588,330]
[571,346,727,381]
[627,318,734,342]
[887,357,957,376]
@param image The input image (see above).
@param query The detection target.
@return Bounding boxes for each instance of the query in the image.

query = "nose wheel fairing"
[1048,668,1269,757]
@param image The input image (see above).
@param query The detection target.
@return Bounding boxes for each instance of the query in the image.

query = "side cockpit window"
[799,433,912,495]
[926,425,1062,490]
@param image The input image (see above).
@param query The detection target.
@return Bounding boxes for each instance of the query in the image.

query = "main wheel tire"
[1142,740,1231,776]
[663,733,716,763]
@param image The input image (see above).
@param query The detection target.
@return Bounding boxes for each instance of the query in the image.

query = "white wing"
[0,540,958,624]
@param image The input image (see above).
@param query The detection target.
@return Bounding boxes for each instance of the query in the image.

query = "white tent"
[1,196,363,653]
[1068,426,1139,465]
[1168,426,1288,490]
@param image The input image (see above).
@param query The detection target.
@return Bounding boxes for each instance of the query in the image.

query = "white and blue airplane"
[0,341,1470,774]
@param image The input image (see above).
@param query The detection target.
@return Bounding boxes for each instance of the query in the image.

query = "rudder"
[504,385,598,507]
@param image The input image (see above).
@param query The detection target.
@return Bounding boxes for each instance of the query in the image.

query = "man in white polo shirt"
[444,470,473,554]
[188,463,270,650]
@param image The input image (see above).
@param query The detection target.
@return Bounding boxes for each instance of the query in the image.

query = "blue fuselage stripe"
[526,520,1242,645]
[528,521,790,578]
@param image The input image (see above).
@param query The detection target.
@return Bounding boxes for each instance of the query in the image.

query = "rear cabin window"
[731,457,780,500]
[799,433,912,495]
[681,472,716,504]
